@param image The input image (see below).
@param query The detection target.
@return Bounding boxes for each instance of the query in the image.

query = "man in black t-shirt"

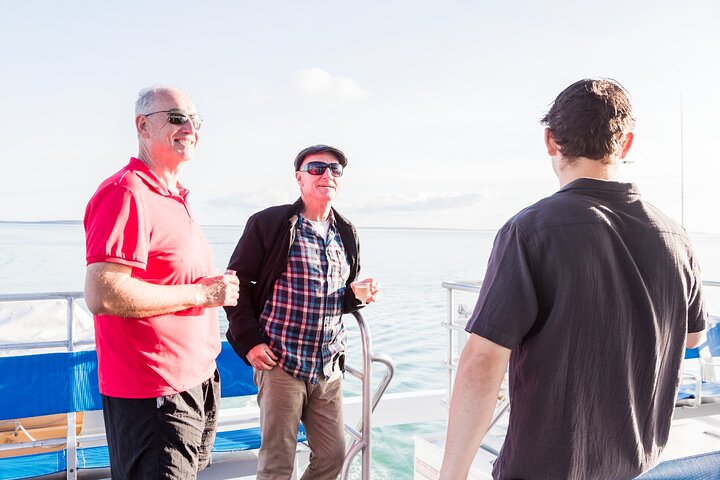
[440,79,707,480]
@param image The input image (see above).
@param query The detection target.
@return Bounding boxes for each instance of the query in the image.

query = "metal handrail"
[340,311,396,480]
[442,280,720,384]
[441,279,720,451]
[0,291,86,352]
[0,291,86,301]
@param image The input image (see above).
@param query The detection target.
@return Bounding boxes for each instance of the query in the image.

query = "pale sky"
[2,1,719,232]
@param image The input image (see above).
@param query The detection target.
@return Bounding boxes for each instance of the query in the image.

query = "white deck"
[413,411,720,480]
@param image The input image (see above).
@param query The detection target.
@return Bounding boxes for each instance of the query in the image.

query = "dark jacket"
[224,198,361,364]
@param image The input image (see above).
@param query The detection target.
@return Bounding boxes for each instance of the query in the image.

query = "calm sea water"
[1,222,719,478]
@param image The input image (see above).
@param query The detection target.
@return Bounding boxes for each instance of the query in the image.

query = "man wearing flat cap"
[225,145,379,479]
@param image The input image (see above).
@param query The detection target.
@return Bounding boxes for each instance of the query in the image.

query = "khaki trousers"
[254,367,345,480]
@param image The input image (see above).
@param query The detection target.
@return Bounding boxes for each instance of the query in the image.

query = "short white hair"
[134,85,185,115]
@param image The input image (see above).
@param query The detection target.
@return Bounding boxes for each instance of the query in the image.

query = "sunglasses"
[143,109,203,130]
[298,161,344,177]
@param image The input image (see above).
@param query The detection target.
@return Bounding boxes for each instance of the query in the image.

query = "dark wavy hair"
[540,79,635,163]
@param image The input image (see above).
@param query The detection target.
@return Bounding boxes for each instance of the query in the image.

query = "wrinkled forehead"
[301,151,341,167]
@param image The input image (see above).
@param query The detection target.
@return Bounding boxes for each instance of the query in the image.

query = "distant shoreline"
[0,219,497,233]
[0,220,82,225]
[1,220,716,236]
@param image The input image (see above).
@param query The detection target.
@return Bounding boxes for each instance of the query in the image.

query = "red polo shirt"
[84,157,220,398]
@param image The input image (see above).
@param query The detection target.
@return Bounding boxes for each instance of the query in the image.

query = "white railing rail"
[341,310,396,480]
[0,291,93,352]
[441,280,720,399]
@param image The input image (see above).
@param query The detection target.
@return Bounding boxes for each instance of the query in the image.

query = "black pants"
[101,369,220,480]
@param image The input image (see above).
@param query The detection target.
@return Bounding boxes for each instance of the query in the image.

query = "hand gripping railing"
[340,310,395,480]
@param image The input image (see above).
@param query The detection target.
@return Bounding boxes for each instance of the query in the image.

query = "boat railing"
[0,293,395,480]
[440,280,720,429]
[440,280,481,405]
[342,311,396,480]
[0,291,92,352]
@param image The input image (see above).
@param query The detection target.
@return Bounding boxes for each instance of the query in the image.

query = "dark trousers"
[101,369,220,480]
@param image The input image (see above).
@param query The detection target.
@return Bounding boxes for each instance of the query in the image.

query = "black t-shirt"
[466,178,707,480]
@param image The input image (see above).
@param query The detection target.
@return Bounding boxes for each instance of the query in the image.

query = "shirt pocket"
[331,248,351,283]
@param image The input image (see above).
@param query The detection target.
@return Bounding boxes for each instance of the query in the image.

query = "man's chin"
[174,149,195,161]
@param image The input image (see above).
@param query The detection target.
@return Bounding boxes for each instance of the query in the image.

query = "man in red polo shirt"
[84,86,239,479]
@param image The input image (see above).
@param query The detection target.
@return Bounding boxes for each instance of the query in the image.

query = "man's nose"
[320,166,334,178]
[181,118,197,132]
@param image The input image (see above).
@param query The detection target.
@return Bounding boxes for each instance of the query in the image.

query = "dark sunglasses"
[143,109,202,130]
[298,161,344,177]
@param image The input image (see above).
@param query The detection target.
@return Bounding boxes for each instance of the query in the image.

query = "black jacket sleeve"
[340,218,363,314]
[224,213,267,364]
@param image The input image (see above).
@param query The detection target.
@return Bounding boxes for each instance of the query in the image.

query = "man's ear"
[295,171,303,187]
[618,132,634,160]
[136,115,149,137]
[544,128,559,156]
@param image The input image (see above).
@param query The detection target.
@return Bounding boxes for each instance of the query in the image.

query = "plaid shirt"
[259,213,350,384]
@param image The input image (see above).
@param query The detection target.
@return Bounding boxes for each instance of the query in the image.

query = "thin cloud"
[246,87,272,104]
[294,68,370,101]
[360,192,489,213]
[207,190,291,210]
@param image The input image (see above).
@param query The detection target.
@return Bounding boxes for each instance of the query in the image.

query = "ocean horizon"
[4,219,720,237]
[0,219,500,233]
